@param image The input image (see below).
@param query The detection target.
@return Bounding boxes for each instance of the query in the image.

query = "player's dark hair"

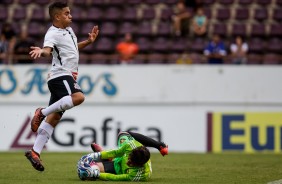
[49,1,68,20]
[127,146,150,167]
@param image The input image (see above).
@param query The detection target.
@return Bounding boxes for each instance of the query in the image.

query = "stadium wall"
[1,65,282,153]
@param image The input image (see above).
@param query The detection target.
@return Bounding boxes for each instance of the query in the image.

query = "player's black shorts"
[102,161,116,174]
[47,75,83,115]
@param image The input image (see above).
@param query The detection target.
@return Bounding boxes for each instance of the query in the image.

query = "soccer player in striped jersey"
[25,1,99,171]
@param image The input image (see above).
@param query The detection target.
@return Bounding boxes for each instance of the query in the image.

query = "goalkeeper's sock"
[33,121,54,154]
[41,96,74,116]
[128,131,165,150]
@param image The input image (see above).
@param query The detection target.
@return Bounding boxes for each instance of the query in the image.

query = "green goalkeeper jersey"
[99,140,152,181]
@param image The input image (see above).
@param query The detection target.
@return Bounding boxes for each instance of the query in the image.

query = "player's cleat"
[25,150,44,171]
[31,108,45,132]
[159,144,168,156]
[91,143,103,152]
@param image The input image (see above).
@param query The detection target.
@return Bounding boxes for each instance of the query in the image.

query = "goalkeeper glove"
[88,152,101,161]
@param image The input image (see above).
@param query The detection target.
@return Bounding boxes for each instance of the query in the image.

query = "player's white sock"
[33,121,54,155]
[41,95,74,116]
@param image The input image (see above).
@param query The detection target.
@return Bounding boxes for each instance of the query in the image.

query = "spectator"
[230,36,248,64]
[176,51,192,64]
[116,33,139,64]
[14,29,34,64]
[192,7,208,37]
[1,22,16,64]
[204,34,226,64]
[172,1,192,37]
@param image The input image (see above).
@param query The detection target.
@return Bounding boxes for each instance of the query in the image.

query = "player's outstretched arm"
[29,46,52,59]
[78,25,99,50]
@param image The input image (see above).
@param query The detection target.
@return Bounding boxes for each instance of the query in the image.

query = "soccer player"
[80,131,168,181]
[25,1,99,171]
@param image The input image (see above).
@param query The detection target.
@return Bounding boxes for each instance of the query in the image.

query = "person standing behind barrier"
[24,1,99,172]
[116,33,139,64]
[204,34,226,64]
[230,36,248,64]
[1,22,16,64]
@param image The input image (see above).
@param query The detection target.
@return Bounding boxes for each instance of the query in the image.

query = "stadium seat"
[256,0,272,6]
[250,24,266,38]
[170,38,188,53]
[30,7,46,22]
[86,7,104,22]
[126,0,142,6]
[27,22,44,37]
[263,54,281,64]
[122,7,138,22]
[81,22,96,36]
[152,37,171,53]
[71,8,85,22]
[70,22,80,35]
[273,9,282,22]
[202,0,216,6]
[118,22,136,35]
[160,8,174,21]
[100,22,117,37]
[269,24,282,37]
[35,0,50,5]
[147,53,166,64]
[94,37,114,53]
[0,0,13,5]
[248,38,264,53]
[203,8,212,19]
[238,0,253,5]
[18,0,32,5]
[235,8,249,21]
[166,53,179,64]
[72,0,87,7]
[276,0,282,6]
[12,7,27,21]
[216,8,231,21]
[212,23,228,37]
[133,54,147,64]
[0,7,8,21]
[266,38,282,53]
[89,54,109,64]
[247,54,262,64]
[79,54,89,64]
[108,0,125,7]
[218,0,235,6]
[190,38,206,53]
[231,24,247,37]
[163,0,178,5]
[157,21,172,37]
[142,8,156,20]
[190,53,205,64]
[104,7,122,22]
[136,22,153,37]
[254,8,268,22]
[136,37,152,53]
[145,0,162,5]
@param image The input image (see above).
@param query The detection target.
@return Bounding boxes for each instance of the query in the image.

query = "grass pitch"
[0,152,281,184]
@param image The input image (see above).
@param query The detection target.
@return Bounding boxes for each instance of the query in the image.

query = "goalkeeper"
[86,131,168,181]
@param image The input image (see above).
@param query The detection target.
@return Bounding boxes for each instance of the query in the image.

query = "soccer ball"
[77,155,100,181]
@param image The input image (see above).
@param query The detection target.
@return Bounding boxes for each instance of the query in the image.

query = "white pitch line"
[267,179,282,184]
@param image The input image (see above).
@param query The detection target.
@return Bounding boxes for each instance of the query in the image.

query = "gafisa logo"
[207,112,282,153]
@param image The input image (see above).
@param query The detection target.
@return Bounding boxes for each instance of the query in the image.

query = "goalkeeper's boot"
[31,108,45,132]
[25,149,44,171]
[159,142,168,156]
[91,143,103,152]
